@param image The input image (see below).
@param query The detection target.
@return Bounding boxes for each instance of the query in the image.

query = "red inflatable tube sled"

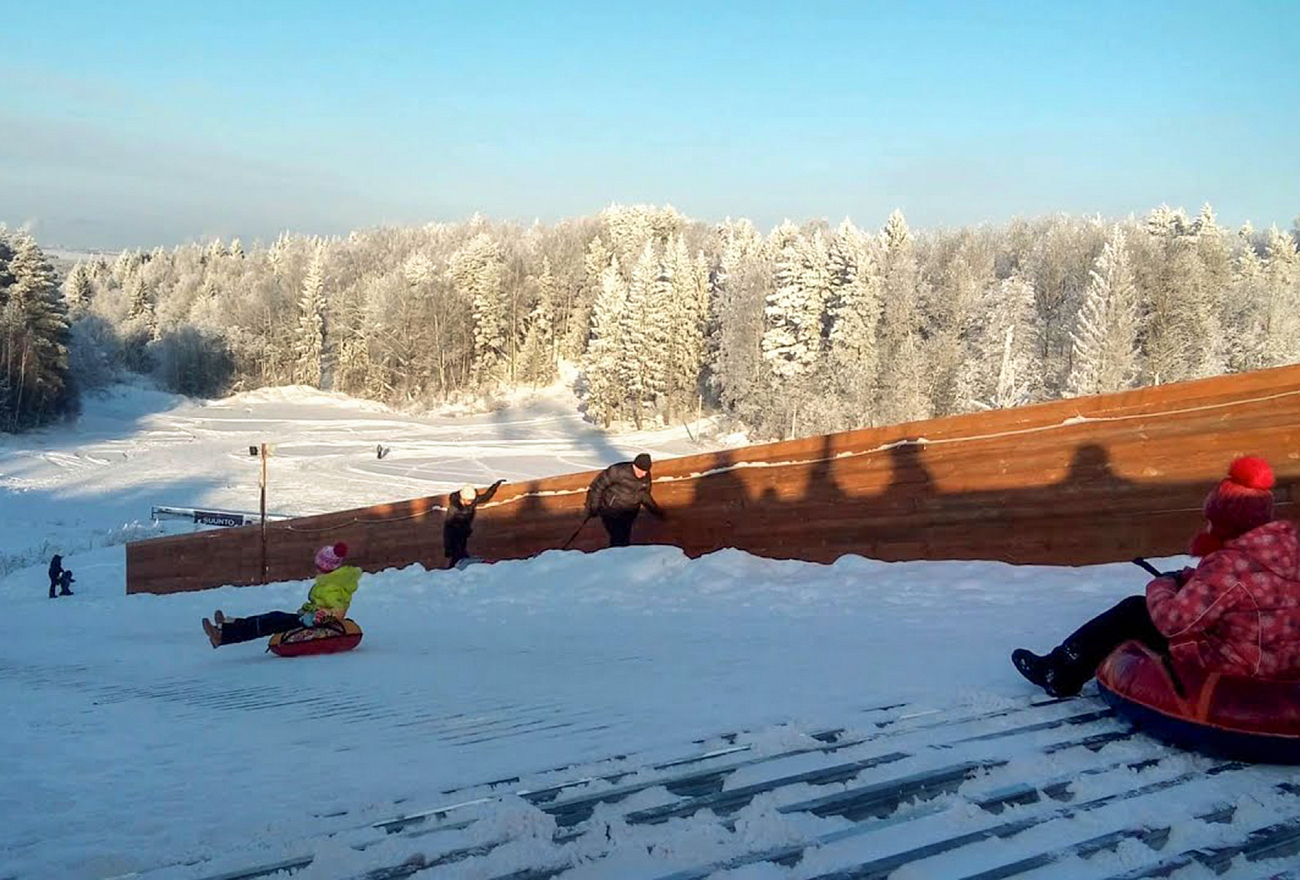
[267,618,363,657]
[1096,640,1300,764]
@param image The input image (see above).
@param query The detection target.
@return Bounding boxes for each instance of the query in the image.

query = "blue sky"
[2,0,1298,249]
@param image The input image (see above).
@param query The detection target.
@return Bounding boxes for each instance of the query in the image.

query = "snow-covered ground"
[0,379,718,581]
[2,385,1296,880]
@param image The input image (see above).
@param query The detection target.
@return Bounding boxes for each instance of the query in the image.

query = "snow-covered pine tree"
[293,241,326,387]
[761,222,826,381]
[826,219,880,428]
[519,257,557,386]
[661,237,708,421]
[1259,225,1300,367]
[584,255,627,426]
[564,237,610,359]
[330,281,374,398]
[925,247,991,416]
[646,247,677,415]
[876,210,930,425]
[461,234,507,388]
[402,251,436,290]
[112,249,140,284]
[1224,226,1266,372]
[1138,205,1223,384]
[955,275,1040,410]
[63,264,95,317]
[267,233,291,279]
[116,264,158,377]
[618,241,661,427]
[706,219,766,423]
[0,233,15,293]
[1066,226,1141,397]
[1,234,72,428]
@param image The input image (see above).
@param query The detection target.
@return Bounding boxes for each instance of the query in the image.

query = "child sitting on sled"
[202,543,360,648]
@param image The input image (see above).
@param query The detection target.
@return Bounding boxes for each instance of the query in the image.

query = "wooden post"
[260,442,268,583]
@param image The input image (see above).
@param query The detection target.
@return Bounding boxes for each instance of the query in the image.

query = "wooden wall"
[126,364,1300,595]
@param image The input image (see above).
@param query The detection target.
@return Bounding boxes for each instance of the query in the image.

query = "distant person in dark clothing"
[48,554,63,599]
[444,479,505,568]
[58,570,75,596]
[584,453,665,548]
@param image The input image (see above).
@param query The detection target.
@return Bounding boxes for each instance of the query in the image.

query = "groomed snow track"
[115,691,1300,880]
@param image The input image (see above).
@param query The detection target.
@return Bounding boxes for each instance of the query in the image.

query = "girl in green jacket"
[202,543,360,648]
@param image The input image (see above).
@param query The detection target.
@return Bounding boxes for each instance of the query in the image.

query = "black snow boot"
[1011,646,1091,698]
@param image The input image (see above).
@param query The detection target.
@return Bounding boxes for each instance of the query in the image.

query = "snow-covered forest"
[2,204,1298,438]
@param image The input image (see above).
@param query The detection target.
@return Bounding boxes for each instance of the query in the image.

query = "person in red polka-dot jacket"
[1014,455,1300,697]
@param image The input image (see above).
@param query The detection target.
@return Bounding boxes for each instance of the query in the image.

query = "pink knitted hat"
[314,542,348,572]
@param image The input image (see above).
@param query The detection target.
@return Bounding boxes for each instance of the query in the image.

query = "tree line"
[2,203,1297,439]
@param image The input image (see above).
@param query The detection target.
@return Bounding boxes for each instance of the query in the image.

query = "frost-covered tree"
[661,238,708,421]
[957,276,1039,410]
[564,236,610,358]
[1223,227,1266,371]
[1258,225,1300,367]
[330,281,375,397]
[926,246,992,415]
[707,219,767,422]
[0,234,15,292]
[619,241,662,427]
[450,233,506,387]
[825,219,880,428]
[1,234,72,428]
[519,257,557,385]
[761,222,826,381]
[293,242,326,387]
[63,263,95,317]
[1137,205,1223,384]
[14,203,1291,438]
[876,210,930,425]
[584,255,627,426]
[1066,226,1141,397]
[402,251,436,290]
[125,271,158,338]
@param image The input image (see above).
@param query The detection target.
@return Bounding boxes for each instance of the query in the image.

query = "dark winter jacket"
[1146,520,1300,680]
[48,555,63,587]
[445,480,504,530]
[585,462,663,517]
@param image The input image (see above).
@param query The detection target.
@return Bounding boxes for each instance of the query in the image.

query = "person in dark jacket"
[584,453,664,548]
[58,569,75,596]
[48,554,63,599]
[444,479,505,568]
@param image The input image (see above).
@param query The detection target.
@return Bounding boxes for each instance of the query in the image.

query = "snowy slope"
[0,379,717,582]
[1,385,1298,880]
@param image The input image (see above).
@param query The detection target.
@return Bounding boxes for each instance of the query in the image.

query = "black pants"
[1059,595,1169,676]
[601,511,638,548]
[49,575,59,599]
[219,611,303,646]
[444,522,471,567]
